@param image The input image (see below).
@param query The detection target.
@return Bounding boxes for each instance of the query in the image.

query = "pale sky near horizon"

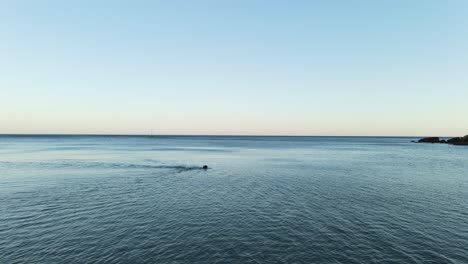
[1,0,467,136]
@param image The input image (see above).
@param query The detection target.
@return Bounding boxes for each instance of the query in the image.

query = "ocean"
[1,135,467,263]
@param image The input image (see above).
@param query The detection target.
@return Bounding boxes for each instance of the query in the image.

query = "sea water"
[1,135,467,263]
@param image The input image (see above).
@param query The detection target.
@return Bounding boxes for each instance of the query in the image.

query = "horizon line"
[0,133,456,138]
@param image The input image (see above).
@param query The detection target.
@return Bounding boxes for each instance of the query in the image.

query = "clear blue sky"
[1,0,467,136]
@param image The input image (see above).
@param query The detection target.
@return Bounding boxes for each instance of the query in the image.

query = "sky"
[1,0,467,136]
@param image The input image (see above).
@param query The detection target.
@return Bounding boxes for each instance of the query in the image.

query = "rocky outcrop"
[447,137,460,144]
[418,137,440,143]
[446,135,468,145]
[416,135,468,145]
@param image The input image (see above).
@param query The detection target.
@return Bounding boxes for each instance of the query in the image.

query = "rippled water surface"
[1,135,468,263]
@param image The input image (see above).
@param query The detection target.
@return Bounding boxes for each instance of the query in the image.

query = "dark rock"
[447,135,468,145]
[418,137,440,143]
[416,135,468,145]
[202,165,208,169]
[447,137,460,144]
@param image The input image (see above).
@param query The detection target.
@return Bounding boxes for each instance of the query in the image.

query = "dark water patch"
[114,147,234,152]
[0,160,204,172]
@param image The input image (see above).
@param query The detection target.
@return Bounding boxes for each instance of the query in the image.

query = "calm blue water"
[1,135,468,263]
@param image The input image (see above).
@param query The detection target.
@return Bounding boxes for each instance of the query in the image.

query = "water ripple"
[1,136,468,263]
